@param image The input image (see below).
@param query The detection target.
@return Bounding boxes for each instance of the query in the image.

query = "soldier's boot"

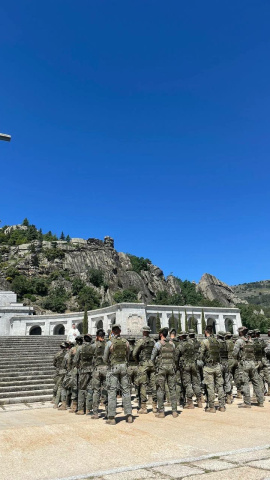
[53,404,58,409]
[257,403,264,407]
[197,397,203,408]
[152,402,157,413]
[236,390,242,399]
[138,403,148,414]
[155,411,165,418]
[75,410,85,415]
[91,414,99,419]
[205,407,216,413]
[58,401,67,411]
[172,411,179,418]
[126,415,133,423]
[226,394,232,404]
[238,403,251,408]
[106,417,116,425]
[251,395,257,403]
[69,401,77,413]
[266,386,270,396]
[51,396,56,404]
[218,406,226,412]
[184,398,195,409]
[85,409,91,415]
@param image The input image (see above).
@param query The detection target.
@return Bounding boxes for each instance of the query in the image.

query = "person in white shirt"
[67,323,80,343]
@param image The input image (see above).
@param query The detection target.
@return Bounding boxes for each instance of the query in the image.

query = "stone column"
[161,312,169,328]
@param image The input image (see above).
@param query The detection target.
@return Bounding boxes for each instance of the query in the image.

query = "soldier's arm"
[233,339,242,359]
[103,341,111,364]
[151,342,161,362]
[73,346,81,368]
[132,339,142,360]
[199,339,207,361]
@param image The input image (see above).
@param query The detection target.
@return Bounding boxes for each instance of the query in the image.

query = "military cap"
[188,329,196,334]
[159,327,169,335]
[238,326,248,332]
[225,331,232,337]
[169,328,177,334]
[254,329,260,334]
[64,341,71,347]
[141,325,151,332]
[84,334,92,342]
[217,331,226,337]
[178,331,188,336]
[111,323,121,330]
[127,336,136,342]
[75,335,83,342]
[153,334,159,341]
[248,330,254,335]
[60,342,66,348]
[233,334,239,339]
[96,328,105,336]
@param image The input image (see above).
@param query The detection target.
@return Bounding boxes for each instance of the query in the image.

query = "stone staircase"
[0,336,65,405]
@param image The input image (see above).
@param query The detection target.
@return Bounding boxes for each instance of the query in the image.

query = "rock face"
[197,273,248,307]
[0,236,182,310]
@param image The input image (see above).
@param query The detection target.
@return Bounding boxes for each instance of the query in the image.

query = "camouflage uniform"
[151,336,178,416]
[133,328,157,413]
[176,333,202,408]
[200,336,225,411]
[217,332,231,403]
[225,333,237,402]
[127,338,139,401]
[59,347,72,409]
[91,338,108,418]
[68,339,83,413]
[103,326,133,423]
[74,336,95,414]
[233,335,264,407]
[52,345,66,406]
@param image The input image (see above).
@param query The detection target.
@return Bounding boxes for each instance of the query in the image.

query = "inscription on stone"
[126,314,144,335]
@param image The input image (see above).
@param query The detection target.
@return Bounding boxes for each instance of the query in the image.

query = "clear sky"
[1,1,270,286]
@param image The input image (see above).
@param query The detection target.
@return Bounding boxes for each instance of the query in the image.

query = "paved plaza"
[1,398,270,480]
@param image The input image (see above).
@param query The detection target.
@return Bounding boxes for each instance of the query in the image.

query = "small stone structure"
[0,290,242,336]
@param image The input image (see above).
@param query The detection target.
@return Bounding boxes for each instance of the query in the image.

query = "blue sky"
[1,1,270,285]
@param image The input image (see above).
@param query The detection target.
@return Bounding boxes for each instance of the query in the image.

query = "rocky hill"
[232,280,270,310]
[197,273,248,307]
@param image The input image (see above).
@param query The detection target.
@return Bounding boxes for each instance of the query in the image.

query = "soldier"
[199,325,225,413]
[232,333,242,398]
[188,328,203,391]
[68,335,83,413]
[225,331,236,403]
[169,328,179,345]
[233,326,264,408]
[52,342,66,408]
[127,337,139,403]
[176,331,203,409]
[254,329,270,396]
[217,331,231,405]
[133,326,157,414]
[91,328,108,420]
[264,329,270,395]
[58,341,73,410]
[103,324,133,425]
[74,334,95,415]
[151,327,178,418]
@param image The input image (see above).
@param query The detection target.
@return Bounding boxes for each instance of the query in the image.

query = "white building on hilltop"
[0,290,242,336]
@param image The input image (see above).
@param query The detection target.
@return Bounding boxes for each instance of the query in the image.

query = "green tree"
[185,309,188,332]
[127,254,151,274]
[72,277,86,295]
[26,225,38,242]
[201,309,206,332]
[66,234,71,243]
[88,268,104,287]
[22,218,30,226]
[177,312,182,333]
[43,286,69,313]
[77,286,101,310]
[83,307,88,334]
[113,288,138,303]
[60,231,65,241]
[169,311,175,330]
[156,312,161,331]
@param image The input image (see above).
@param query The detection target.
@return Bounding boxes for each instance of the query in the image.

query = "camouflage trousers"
[220,361,231,394]
[203,364,225,408]
[258,359,270,391]
[127,364,139,398]
[135,360,157,405]
[156,364,177,412]
[78,369,93,412]
[235,361,264,405]
[92,365,108,415]
[55,372,66,406]
[182,363,201,401]
[107,364,132,418]
[61,368,78,402]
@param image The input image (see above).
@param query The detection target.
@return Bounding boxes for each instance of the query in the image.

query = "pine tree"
[22,218,29,227]
[201,309,206,332]
[83,307,88,334]
[156,312,161,331]
[170,310,175,330]
[66,234,71,243]
[177,312,182,333]
[60,231,65,241]
[185,309,188,332]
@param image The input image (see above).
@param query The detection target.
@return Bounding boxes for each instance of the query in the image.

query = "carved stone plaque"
[126,314,144,335]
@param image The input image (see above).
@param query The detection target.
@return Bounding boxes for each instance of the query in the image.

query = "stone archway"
[147,316,157,334]
[77,322,83,334]
[225,318,233,334]
[207,318,216,334]
[29,325,42,335]
[53,324,65,335]
[188,317,198,333]
[96,319,103,330]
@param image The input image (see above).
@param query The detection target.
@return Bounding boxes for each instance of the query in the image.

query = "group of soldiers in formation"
[52,323,270,424]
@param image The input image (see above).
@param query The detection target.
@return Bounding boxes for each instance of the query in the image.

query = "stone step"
[0,358,54,364]
[0,377,53,386]
[0,367,55,374]
[0,394,53,405]
[0,383,54,393]
[0,371,54,378]
[0,388,53,399]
